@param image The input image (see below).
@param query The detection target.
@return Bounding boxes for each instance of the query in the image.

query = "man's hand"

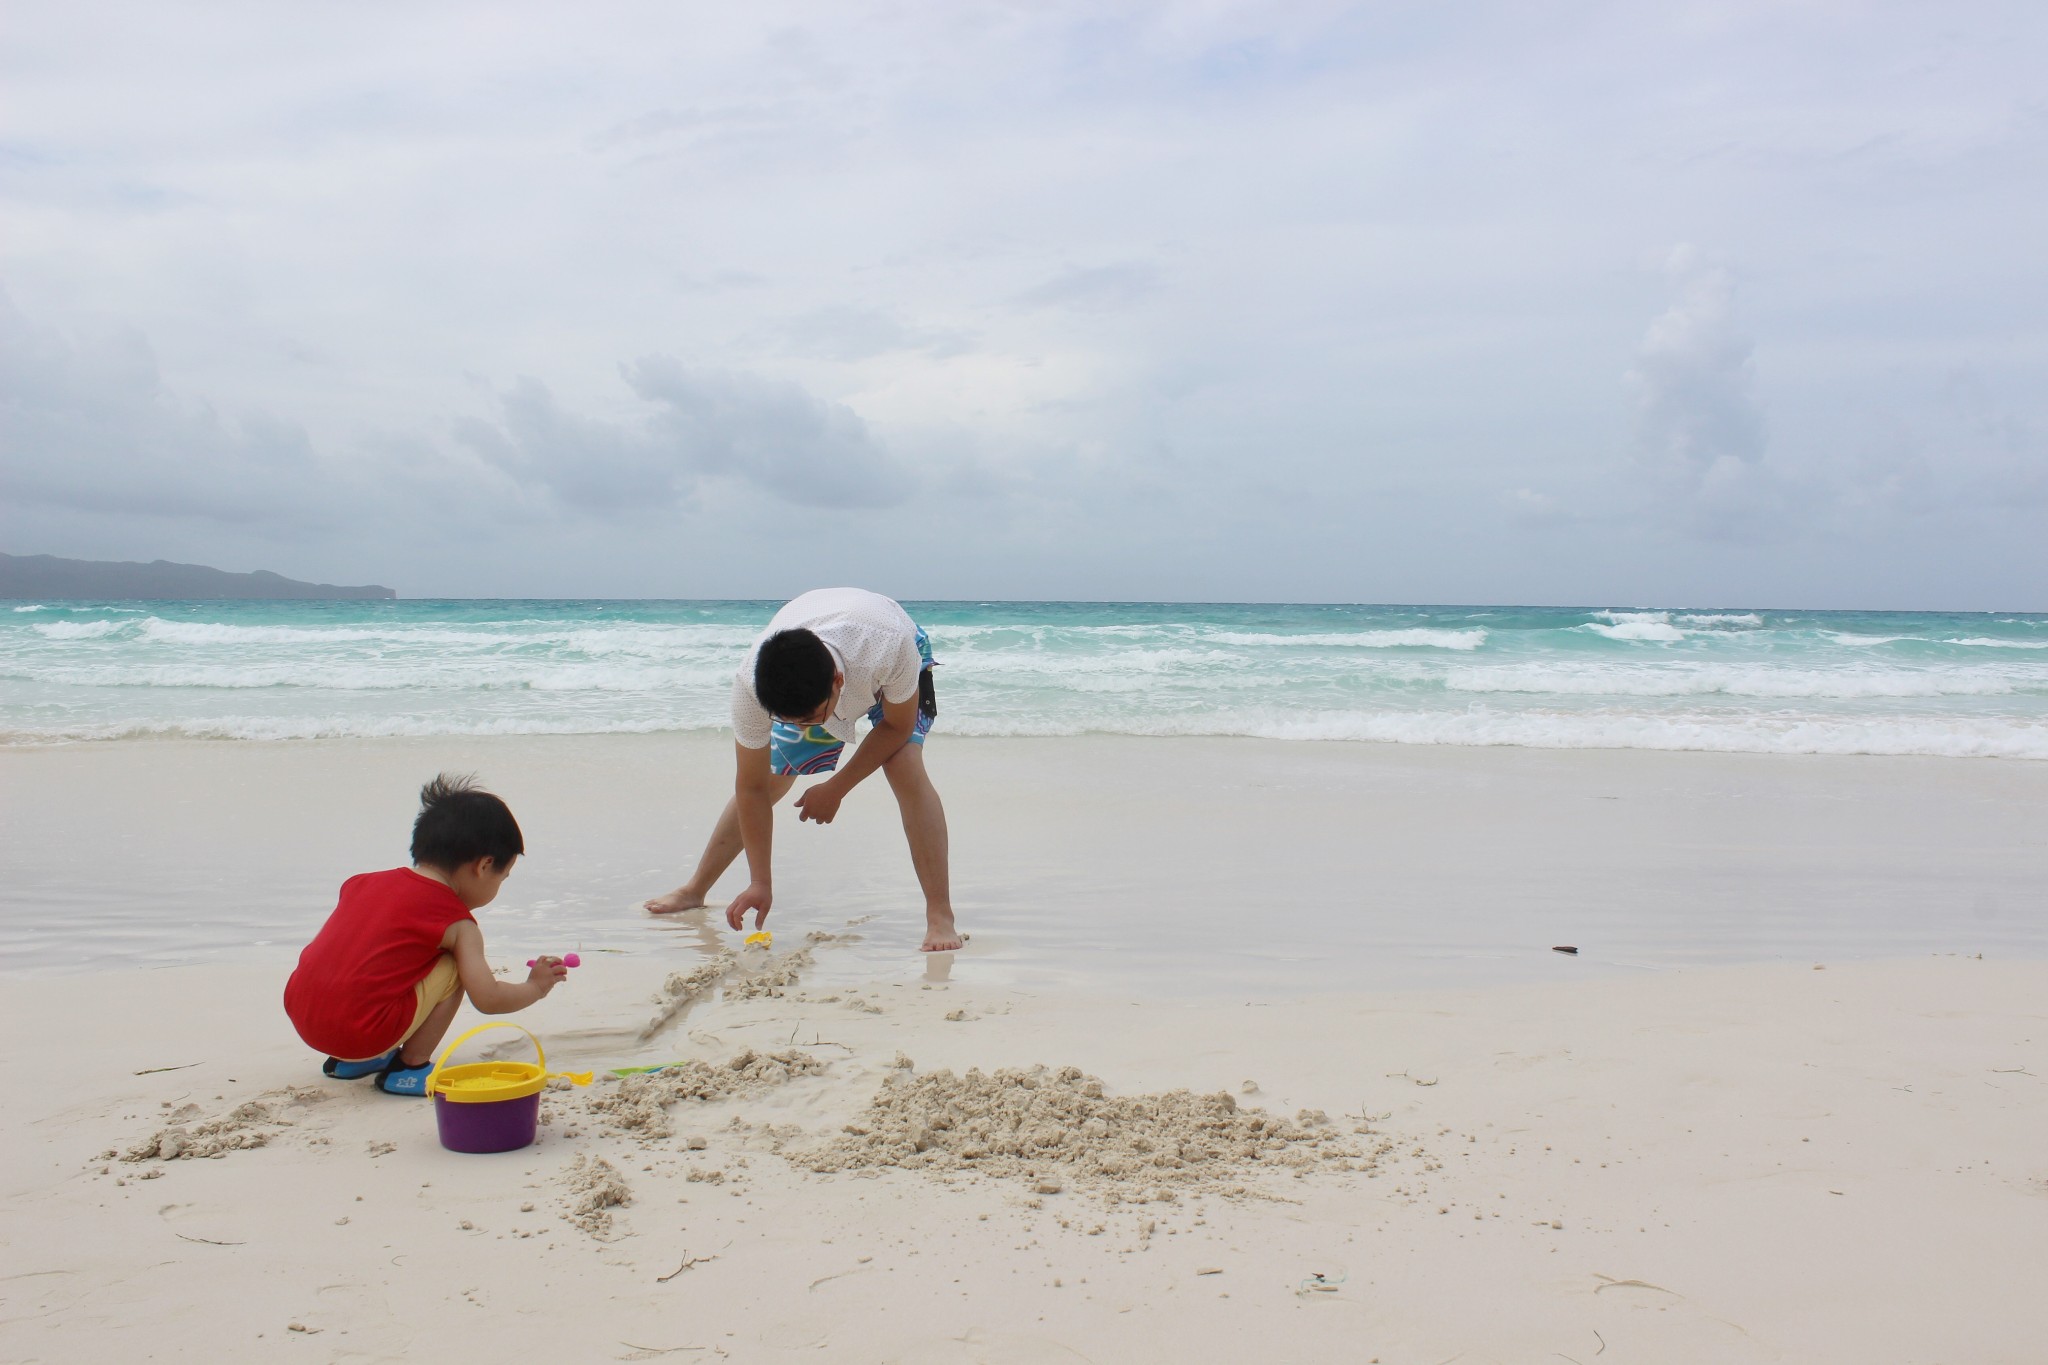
[725,882,772,931]
[794,779,846,825]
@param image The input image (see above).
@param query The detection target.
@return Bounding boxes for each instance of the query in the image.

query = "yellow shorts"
[403,953,463,1043]
[335,955,462,1064]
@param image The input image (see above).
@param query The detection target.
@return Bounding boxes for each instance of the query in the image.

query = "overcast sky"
[3,2,2043,606]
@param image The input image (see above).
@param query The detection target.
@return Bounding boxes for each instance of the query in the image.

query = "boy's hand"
[526,956,570,993]
[726,883,772,931]
[794,779,845,824]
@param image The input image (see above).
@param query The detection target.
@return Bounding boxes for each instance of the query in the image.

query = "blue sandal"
[376,1058,436,1097]
[323,1049,397,1080]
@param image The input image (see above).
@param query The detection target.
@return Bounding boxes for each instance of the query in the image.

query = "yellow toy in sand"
[744,931,773,948]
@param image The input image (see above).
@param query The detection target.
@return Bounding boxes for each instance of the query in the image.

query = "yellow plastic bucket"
[425,1023,590,1153]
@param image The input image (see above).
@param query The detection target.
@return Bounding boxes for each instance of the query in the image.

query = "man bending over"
[645,587,963,952]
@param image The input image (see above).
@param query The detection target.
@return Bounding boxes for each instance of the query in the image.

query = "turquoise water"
[5,599,2047,757]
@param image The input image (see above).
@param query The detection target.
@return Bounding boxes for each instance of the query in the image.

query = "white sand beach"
[12,3,2048,1358]
[3,736,2045,1362]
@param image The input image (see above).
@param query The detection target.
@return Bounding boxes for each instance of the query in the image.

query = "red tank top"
[284,868,474,1059]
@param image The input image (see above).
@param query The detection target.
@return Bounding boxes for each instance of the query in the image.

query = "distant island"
[0,553,396,601]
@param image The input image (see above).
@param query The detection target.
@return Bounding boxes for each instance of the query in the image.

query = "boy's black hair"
[410,773,524,871]
[753,628,836,718]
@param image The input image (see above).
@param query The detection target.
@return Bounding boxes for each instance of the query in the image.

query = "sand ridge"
[115,1085,333,1163]
[637,949,741,1042]
[635,927,854,1042]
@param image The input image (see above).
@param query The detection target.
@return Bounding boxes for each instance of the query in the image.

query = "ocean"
[5,599,2045,758]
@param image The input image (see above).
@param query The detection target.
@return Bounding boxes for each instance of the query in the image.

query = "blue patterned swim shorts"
[769,625,935,776]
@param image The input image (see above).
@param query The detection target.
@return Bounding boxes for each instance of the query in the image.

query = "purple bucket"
[425,1022,563,1154]
[434,1090,540,1154]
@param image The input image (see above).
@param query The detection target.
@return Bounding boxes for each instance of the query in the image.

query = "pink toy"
[526,952,581,969]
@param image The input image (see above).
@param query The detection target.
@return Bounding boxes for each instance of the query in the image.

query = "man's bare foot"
[921,913,965,953]
[644,887,708,915]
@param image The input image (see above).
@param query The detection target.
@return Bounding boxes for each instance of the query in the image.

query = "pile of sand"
[560,1153,632,1234]
[115,1086,330,1163]
[798,1064,1371,1201]
[583,1048,830,1140]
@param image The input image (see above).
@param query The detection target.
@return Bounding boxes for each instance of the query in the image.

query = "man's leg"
[883,743,961,951]
[645,773,798,913]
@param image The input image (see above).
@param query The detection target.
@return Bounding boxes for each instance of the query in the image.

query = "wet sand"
[3,733,2043,981]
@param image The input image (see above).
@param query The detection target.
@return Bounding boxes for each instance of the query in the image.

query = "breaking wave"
[5,599,2045,759]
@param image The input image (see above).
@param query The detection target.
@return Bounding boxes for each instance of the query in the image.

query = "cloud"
[0,287,358,525]
[626,357,910,508]
[1937,367,2048,510]
[1628,247,1791,539]
[449,377,678,514]
[768,305,971,362]
[1502,486,1582,527]
[3,288,911,541]
[5,4,2048,604]
[453,356,911,512]
[1012,264,1163,311]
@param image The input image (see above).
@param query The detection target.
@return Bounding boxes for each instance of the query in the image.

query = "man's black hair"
[410,773,524,871]
[754,628,836,719]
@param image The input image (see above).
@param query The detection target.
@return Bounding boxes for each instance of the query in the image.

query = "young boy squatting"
[284,775,569,1095]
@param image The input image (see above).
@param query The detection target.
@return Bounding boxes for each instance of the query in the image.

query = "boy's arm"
[726,740,777,930]
[444,920,566,1015]
[793,692,915,825]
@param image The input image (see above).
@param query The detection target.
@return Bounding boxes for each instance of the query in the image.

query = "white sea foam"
[32,620,121,640]
[1675,613,1764,627]
[9,699,2041,760]
[0,714,708,744]
[935,622,1178,643]
[13,604,46,612]
[1945,638,2048,650]
[947,646,1248,678]
[1579,621,1687,643]
[1444,664,2022,700]
[935,708,2048,760]
[1591,610,1671,624]
[128,616,758,654]
[5,659,738,692]
[1205,629,1487,650]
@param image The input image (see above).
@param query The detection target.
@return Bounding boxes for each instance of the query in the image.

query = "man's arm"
[726,740,778,930]
[793,692,916,826]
